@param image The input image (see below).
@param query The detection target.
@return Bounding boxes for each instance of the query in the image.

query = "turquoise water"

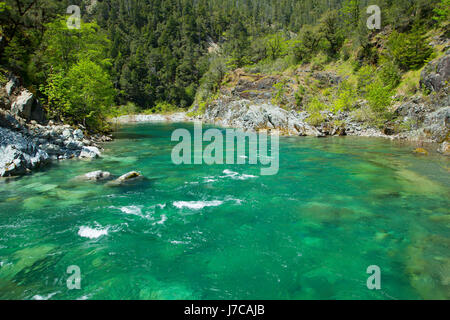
[0,122,449,300]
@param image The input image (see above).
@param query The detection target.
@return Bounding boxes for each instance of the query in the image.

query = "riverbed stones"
[0,111,105,177]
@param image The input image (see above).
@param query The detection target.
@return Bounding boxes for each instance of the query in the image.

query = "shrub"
[332,80,357,112]
[357,65,376,93]
[150,101,180,114]
[387,24,433,71]
[366,80,393,115]
[108,102,139,118]
[306,97,328,126]
[272,81,288,106]
[41,59,115,132]
[379,59,402,89]
[294,85,306,108]
[434,0,450,23]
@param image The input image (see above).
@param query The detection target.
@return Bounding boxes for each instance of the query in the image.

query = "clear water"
[0,122,449,300]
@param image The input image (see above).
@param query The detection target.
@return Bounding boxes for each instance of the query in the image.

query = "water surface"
[0,123,449,300]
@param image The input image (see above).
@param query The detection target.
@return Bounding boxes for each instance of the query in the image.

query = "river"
[0,122,449,299]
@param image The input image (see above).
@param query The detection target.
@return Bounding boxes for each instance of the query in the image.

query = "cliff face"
[0,74,106,177]
[194,51,450,155]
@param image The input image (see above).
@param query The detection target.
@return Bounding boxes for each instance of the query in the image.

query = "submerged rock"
[117,171,142,182]
[75,170,111,182]
[413,148,429,155]
[107,171,143,186]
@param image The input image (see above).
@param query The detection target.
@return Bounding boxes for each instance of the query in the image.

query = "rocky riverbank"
[114,51,449,157]
[0,75,111,177]
[192,51,450,155]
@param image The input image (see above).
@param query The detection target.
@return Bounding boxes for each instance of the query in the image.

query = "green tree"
[433,0,450,23]
[387,23,433,71]
[319,10,345,58]
[42,59,115,131]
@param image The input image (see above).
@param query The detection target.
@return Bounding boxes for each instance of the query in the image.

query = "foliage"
[295,85,306,108]
[320,10,345,58]
[387,24,433,71]
[357,65,376,93]
[365,79,393,116]
[41,59,115,131]
[39,19,111,73]
[332,80,357,112]
[149,102,181,114]
[109,102,140,118]
[379,59,402,89]
[306,97,328,126]
[271,81,288,106]
[434,0,450,23]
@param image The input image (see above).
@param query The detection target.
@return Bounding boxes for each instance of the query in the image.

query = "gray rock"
[5,76,18,96]
[10,90,45,122]
[420,53,450,93]
[42,144,62,155]
[437,141,449,156]
[75,170,111,181]
[73,129,84,140]
[106,171,143,187]
[422,107,450,143]
[65,139,83,150]
[79,146,101,158]
[62,129,72,140]
[0,127,49,177]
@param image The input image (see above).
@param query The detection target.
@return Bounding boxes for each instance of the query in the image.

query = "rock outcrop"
[0,74,107,177]
[420,51,450,93]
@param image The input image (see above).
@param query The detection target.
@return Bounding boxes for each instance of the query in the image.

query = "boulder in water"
[107,171,143,186]
[75,170,111,182]
[117,171,142,182]
[80,146,101,158]
[413,148,429,155]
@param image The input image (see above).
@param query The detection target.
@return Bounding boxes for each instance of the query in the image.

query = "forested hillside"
[0,0,448,131]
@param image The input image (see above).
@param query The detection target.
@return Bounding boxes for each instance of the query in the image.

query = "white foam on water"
[227,198,244,205]
[221,169,258,180]
[173,200,224,210]
[78,226,108,239]
[170,240,188,245]
[120,205,142,215]
[153,214,167,225]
